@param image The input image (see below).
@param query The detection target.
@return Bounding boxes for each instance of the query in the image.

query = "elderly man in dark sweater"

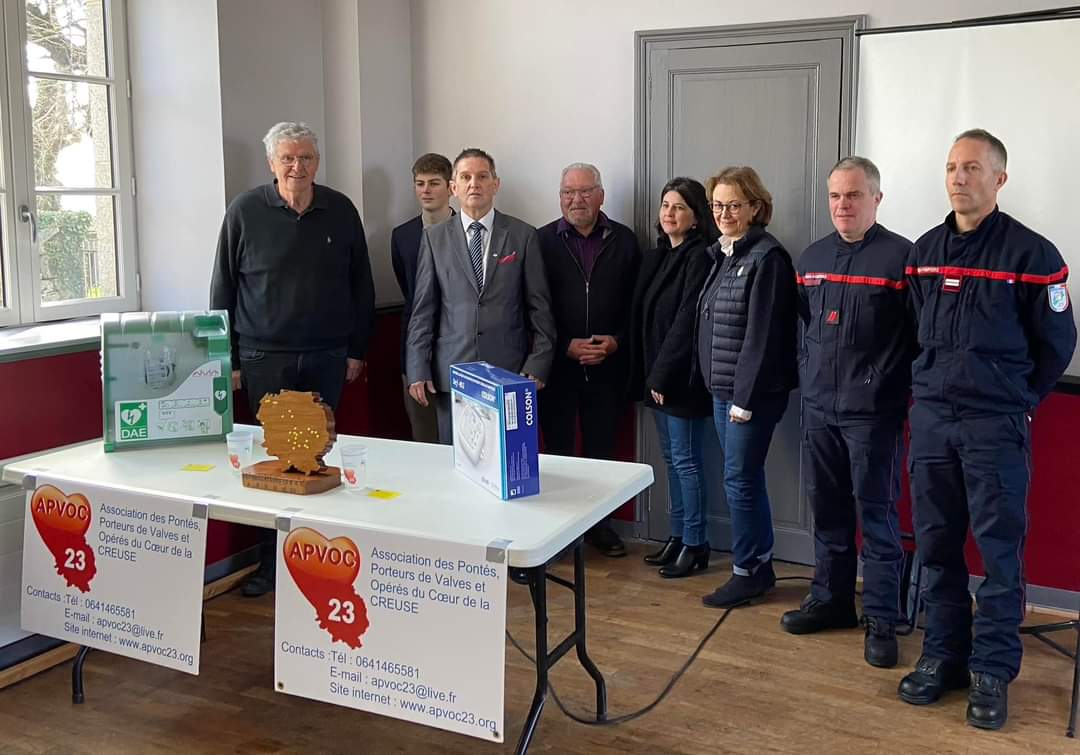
[537,162,641,557]
[210,121,375,596]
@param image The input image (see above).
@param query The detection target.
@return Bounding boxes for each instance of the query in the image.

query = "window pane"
[30,77,113,189]
[26,0,107,77]
[38,193,117,304]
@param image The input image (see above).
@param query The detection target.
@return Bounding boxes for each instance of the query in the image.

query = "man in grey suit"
[406,147,556,444]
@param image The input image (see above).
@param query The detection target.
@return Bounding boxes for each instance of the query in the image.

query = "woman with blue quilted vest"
[696,166,798,608]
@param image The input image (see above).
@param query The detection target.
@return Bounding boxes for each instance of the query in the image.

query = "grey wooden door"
[635,19,859,564]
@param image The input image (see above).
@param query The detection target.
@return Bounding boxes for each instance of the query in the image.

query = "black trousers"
[538,378,621,459]
[239,345,348,416]
[909,402,1031,682]
[239,344,348,577]
[540,378,623,535]
[802,406,904,621]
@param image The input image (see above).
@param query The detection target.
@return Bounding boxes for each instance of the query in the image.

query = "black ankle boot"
[659,543,710,578]
[644,537,683,566]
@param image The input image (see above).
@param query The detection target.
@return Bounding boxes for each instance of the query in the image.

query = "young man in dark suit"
[391,153,454,442]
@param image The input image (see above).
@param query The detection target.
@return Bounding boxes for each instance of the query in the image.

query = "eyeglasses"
[275,154,317,166]
[710,200,753,214]
[560,186,598,200]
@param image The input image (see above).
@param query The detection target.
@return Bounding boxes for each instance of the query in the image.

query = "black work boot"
[584,522,627,557]
[701,560,776,608]
[779,595,858,634]
[863,616,899,668]
[241,559,275,597]
[898,655,969,705]
[967,672,1008,730]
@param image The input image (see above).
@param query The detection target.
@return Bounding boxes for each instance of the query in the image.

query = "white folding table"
[3,426,654,753]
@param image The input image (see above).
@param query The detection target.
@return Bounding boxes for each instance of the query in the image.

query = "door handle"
[19,204,36,243]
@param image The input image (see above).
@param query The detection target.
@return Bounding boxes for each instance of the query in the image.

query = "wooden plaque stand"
[241,390,341,495]
[242,461,341,495]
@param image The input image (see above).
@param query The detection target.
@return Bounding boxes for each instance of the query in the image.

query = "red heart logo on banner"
[283,527,370,648]
[29,484,97,592]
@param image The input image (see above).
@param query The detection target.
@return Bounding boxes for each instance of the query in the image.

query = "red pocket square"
[498,251,518,265]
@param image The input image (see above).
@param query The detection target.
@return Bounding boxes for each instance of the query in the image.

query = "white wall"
[321,0,417,308]
[322,0,365,210]
[217,0,327,203]
[409,0,1068,233]
[355,0,416,307]
[129,0,226,311]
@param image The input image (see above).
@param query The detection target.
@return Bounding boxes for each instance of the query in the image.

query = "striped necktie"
[468,221,485,292]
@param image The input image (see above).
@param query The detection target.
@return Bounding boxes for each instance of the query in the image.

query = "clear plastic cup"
[226,430,253,473]
[340,445,368,492]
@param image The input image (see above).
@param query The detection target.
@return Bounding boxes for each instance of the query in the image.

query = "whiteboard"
[855,18,1080,378]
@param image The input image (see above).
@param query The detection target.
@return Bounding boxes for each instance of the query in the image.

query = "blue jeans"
[713,394,788,574]
[652,410,707,547]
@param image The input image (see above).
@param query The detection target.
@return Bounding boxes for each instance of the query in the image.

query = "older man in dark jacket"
[538,162,640,557]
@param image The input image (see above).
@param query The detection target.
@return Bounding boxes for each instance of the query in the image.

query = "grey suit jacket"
[406,209,556,392]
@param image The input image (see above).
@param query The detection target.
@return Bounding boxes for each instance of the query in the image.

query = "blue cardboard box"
[450,362,540,499]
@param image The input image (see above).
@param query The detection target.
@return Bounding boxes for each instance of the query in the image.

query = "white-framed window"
[0,0,136,328]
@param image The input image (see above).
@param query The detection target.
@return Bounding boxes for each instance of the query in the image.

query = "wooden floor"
[1,544,1077,754]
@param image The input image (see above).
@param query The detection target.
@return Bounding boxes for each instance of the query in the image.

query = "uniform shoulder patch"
[1048,282,1069,312]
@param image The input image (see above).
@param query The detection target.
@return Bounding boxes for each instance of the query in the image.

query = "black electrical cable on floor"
[505,574,813,727]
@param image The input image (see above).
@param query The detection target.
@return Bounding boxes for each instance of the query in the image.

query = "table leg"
[514,538,610,752]
[71,646,90,704]
[1021,617,1080,737]
[573,540,607,719]
[1068,621,1078,738]
[515,563,548,754]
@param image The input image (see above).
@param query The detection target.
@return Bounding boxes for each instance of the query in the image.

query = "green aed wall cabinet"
[101,311,234,452]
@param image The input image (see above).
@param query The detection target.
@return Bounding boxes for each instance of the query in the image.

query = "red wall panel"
[0,350,102,459]
[1013,392,1080,589]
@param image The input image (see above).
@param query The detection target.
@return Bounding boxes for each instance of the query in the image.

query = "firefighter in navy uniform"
[782,157,917,670]
[898,129,1076,730]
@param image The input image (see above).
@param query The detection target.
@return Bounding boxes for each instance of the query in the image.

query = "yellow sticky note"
[367,489,400,500]
[182,464,215,472]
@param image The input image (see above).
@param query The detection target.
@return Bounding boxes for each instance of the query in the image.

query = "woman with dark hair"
[628,177,717,578]
[696,166,798,607]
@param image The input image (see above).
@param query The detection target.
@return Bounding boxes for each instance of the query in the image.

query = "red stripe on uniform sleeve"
[797,272,905,289]
[907,264,1069,285]
[1019,265,1069,285]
